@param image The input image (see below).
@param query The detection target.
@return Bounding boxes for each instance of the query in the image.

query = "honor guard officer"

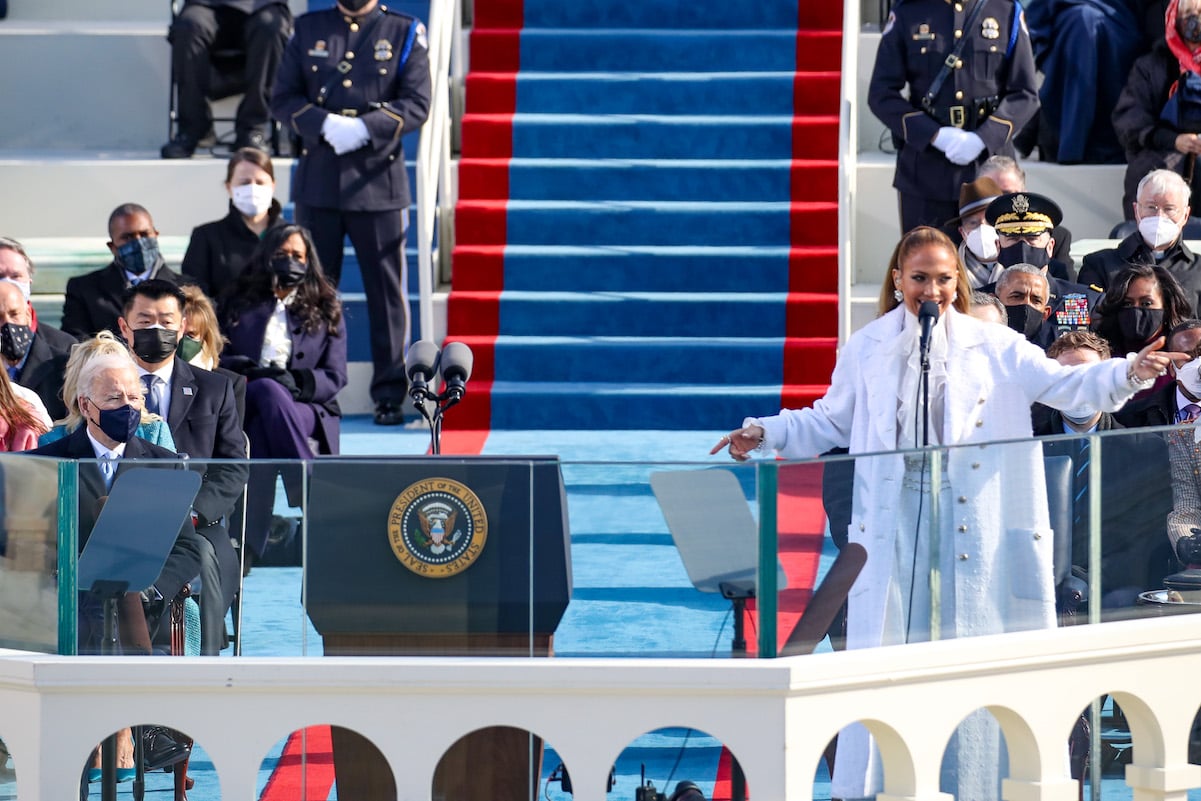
[984,191,1101,349]
[270,0,430,426]
[868,0,1039,235]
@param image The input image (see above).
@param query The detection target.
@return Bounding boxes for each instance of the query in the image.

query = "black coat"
[16,322,76,422]
[868,0,1039,201]
[61,260,183,340]
[1112,40,1201,213]
[270,7,431,211]
[1077,232,1201,314]
[161,357,247,611]
[28,428,204,606]
[181,203,285,300]
[1032,405,1174,595]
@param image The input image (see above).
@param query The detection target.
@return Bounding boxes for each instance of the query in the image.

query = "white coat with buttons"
[758,305,1141,646]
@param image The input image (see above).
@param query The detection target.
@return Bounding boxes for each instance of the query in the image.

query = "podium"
[306,456,573,801]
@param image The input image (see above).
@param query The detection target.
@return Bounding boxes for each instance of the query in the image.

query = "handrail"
[837,0,861,346]
[414,0,460,343]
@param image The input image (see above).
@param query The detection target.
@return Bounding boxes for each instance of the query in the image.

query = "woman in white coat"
[714,226,1177,800]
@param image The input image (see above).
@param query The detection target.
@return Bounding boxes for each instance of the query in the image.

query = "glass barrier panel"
[0,453,65,654]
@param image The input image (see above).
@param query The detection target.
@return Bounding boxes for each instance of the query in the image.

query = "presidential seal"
[388,478,487,577]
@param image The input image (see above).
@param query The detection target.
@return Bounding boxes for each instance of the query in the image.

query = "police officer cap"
[985,192,1063,235]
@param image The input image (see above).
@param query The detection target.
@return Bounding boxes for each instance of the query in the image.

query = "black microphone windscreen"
[405,340,440,381]
[919,300,940,322]
[440,341,474,382]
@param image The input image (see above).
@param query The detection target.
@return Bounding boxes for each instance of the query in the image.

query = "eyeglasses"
[1138,203,1182,217]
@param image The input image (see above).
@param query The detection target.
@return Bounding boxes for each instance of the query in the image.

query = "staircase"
[446,0,843,430]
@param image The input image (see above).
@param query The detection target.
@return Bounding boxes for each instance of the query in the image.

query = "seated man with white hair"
[28,345,204,654]
[1078,169,1201,310]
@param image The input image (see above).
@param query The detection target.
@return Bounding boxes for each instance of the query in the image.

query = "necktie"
[1072,438,1090,531]
[141,374,163,416]
[1177,403,1201,425]
[99,455,116,491]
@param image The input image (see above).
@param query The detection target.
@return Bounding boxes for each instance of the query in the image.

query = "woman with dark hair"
[714,227,1178,801]
[180,146,285,298]
[1093,263,1194,361]
[219,223,347,558]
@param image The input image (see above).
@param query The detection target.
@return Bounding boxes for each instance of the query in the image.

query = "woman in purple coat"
[220,224,347,558]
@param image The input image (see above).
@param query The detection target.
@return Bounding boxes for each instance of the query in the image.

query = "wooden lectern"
[306,456,573,801]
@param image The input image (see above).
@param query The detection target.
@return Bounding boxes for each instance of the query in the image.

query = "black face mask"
[0,323,33,362]
[94,404,140,444]
[270,256,308,289]
[339,0,373,11]
[997,242,1051,270]
[1117,307,1165,349]
[1005,303,1045,341]
[115,237,161,277]
[130,326,179,364]
[1183,15,1201,45]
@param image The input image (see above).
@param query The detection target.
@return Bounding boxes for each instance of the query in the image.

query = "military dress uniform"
[868,0,1039,233]
[270,4,431,421]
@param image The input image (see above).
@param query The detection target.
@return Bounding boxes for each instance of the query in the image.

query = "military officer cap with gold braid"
[984,191,1064,236]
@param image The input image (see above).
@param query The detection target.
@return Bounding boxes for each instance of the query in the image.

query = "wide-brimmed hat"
[947,177,1004,226]
[985,191,1064,235]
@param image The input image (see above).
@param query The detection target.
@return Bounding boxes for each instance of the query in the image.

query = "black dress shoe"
[142,726,190,771]
[374,400,405,426]
[161,129,216,159]
[234,128,268,152]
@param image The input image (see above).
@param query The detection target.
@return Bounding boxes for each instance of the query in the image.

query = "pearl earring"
[894,289,903,302]
[952,292,959,302]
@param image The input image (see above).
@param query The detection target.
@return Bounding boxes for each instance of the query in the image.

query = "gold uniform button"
[342,79,353,88]
[990,45,998,52]
[954,29,962,38]
[1033,532,1042,540]
[977,398,985,404]
[958,496,967,504]
[959,553,970,561]
[955,2,963,9]
[346,51,355,59]
[971,462,980,469]
[958,525,968,532]
[921,46,928,53]
[955,59,964,69]
[311,65,318,72]
[350,22,360,31]
[388,154,396,161]
[379,68,388,75]
[955,91,964,99]
[859,523,865,531]
[975,419,984,427]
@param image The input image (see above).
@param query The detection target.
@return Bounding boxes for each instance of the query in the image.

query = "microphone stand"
[410,383,466,455]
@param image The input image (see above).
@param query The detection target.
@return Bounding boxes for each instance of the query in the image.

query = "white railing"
[4,615,1201,800]
[836,0,862,346]
[413,0,460,343]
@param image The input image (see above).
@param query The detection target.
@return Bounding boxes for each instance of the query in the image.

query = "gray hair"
[1136,169,1190,207]
[978,156,1025,189]
[0,236,35,278]
[970,291,1006,318]
[996,263,1049,294]
[76,351,137,405]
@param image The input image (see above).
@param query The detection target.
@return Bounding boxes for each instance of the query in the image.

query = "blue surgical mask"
[115,237,161,277]
[93,404,140,444]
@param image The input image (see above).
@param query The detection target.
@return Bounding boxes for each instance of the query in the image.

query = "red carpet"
[259,725,335,801]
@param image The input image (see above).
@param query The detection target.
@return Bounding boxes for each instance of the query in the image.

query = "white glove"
[943,131,986,165]
[321,114,371,155]
[932,126,961,153]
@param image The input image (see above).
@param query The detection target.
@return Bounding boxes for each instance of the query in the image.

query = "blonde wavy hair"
[58,331,163,430]
[181,284,226,369]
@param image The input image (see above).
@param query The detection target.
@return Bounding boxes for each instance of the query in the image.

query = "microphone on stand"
[918,300,939,368]
[439,342,473,404]
[405,340,441,404]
